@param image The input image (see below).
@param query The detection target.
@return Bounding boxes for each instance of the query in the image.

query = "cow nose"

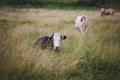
[55,46,60,51]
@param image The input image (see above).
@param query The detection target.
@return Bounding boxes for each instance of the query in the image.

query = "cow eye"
[60,36,62,39]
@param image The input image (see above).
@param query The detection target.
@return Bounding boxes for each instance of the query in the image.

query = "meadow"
[0,7,120,80]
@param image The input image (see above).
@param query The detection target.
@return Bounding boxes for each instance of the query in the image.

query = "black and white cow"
[33,33,67,51]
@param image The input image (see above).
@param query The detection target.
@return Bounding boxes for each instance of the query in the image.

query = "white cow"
[75,15,88,34]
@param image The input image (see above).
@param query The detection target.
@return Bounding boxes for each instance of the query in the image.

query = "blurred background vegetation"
[0,0,120,9]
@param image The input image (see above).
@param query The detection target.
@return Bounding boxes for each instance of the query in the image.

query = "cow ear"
[49,34,54,40]
[81,16,86,22]
[62,35,67,40]
[49,36,53,40]
[81,17,84,22]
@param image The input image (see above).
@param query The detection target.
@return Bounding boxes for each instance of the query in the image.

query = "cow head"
[112,9,119,14]
[115,9,119,13]
[81,16,86,22]
[50,33,67,51]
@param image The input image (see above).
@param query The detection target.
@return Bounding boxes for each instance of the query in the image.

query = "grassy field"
[0,7,120,80]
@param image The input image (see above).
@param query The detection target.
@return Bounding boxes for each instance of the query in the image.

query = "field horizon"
[0,7,120,80]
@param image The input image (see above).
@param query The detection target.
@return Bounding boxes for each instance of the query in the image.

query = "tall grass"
[0,7,120,80]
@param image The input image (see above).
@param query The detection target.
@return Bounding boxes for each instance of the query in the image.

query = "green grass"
[0,8,120,80]
[0,4,100,10]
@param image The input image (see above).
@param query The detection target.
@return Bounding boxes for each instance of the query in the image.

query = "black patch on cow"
[33,36,54,49]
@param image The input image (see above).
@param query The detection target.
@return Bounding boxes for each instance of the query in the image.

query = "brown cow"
[101,8,119,16]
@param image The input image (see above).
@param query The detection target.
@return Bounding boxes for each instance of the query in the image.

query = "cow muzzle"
[54,46,60,51]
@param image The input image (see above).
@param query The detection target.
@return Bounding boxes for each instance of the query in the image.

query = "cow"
[101,8,119,16]
[74,15,88,34]
[33,32,67,51]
